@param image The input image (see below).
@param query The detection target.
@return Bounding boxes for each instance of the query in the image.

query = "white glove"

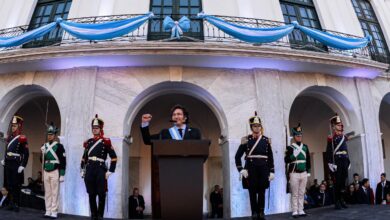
[59,176,65,182]
[105,171,112,180]
[239,169,249,180]
[269,172,275,181]
[17,166,24,173]
[1,160,4,166]
[40,146,45,154]
[81,170,85,178]
[307,173,311,177]
[348,163,351,170]
[328,163,337,172]
[293,149,300,157]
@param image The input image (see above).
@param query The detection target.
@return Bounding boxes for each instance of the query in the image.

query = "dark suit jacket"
[0,195,10,208]
[375,180,390,204]
[210,191,222,209]
[314,191,332,207]
[140,125,201,145]
[356,187,375,205]
[344,192,357,204]
[128,195,145,219]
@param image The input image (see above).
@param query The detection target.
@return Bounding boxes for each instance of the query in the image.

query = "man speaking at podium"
[140,104,201,142]
[140,104,202,218]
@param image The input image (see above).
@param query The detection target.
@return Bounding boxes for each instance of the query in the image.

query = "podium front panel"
[151,139,210,220]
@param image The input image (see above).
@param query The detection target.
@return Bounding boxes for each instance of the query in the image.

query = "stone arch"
[379,93,390,175]
[0,84,61,189]
[122,81,230,218]
[288,85,363,183]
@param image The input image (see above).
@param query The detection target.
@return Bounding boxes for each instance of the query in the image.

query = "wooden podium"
[152,140,210,220]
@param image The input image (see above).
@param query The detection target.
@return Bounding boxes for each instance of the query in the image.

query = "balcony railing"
[0,14,388,65]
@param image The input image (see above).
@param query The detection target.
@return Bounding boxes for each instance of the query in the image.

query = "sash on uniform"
[333,135,345,155]
[247,135,262,157]
[291,143,306,158]
[7,135,20,149]
[88,139,103,156]
[168,127,183,140]
[45,141,60,164]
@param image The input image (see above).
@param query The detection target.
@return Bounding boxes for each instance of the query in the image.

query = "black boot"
[340,201,348,209]
[6,201,14,211]
[13,205,19,212]
[334,200,342,210]
[251,212,258,220]
[97,193,106,220]
[89,194,98,220]
[340,196,348,209]
[257,209,265,220]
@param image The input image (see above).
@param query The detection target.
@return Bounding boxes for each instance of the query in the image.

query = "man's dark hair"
[381,173,386,178]
[353,173,359,177]
[362,178,369,185]
[170,104,190,124]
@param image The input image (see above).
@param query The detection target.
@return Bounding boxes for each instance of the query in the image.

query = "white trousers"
[44,170,60,214]
[289,172,308,213]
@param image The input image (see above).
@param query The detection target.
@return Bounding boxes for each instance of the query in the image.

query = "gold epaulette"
[263,136,271,144]
[241,136,248,145]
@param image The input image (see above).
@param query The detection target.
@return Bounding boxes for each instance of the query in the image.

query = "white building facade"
[0,0,389,218]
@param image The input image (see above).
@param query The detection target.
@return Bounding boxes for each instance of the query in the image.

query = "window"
[280,0,326,51]
[24,0,72,48]
[148,0,203,40]
[351,0,389,62]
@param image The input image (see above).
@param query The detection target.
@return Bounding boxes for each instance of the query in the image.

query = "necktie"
[383,182,385,200]
[322,193,325,206]
[364,188,368,198]
[178,128,183,138]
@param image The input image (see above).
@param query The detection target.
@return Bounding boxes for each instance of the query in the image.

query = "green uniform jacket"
[284,143,311,173]
[42,142,66,176]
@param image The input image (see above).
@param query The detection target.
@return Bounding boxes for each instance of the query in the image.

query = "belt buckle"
[92,156,97,161]
[7,152,12,156]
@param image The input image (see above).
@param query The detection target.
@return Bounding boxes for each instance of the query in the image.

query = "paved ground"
[0,204,389,219]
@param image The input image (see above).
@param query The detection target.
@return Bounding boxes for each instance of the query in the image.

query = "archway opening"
[128,93,222,217]
[123,81,230,219]
[288,86,362,187]
[0,85,61,195]
[379,93,390,175]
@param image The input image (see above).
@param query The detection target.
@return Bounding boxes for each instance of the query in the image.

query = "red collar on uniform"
[333,132,343,137]
[12,130,21,136]
[93,135,102,141]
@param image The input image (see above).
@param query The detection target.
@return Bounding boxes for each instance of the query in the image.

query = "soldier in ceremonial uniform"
[285,123,311,218]
[235,112,275,220]
[1,115,29,212]
[326,113,350,210]
[41,123,66,219]
[81,115,118,220]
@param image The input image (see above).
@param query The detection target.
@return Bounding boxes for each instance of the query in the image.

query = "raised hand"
[141,114,152,123]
